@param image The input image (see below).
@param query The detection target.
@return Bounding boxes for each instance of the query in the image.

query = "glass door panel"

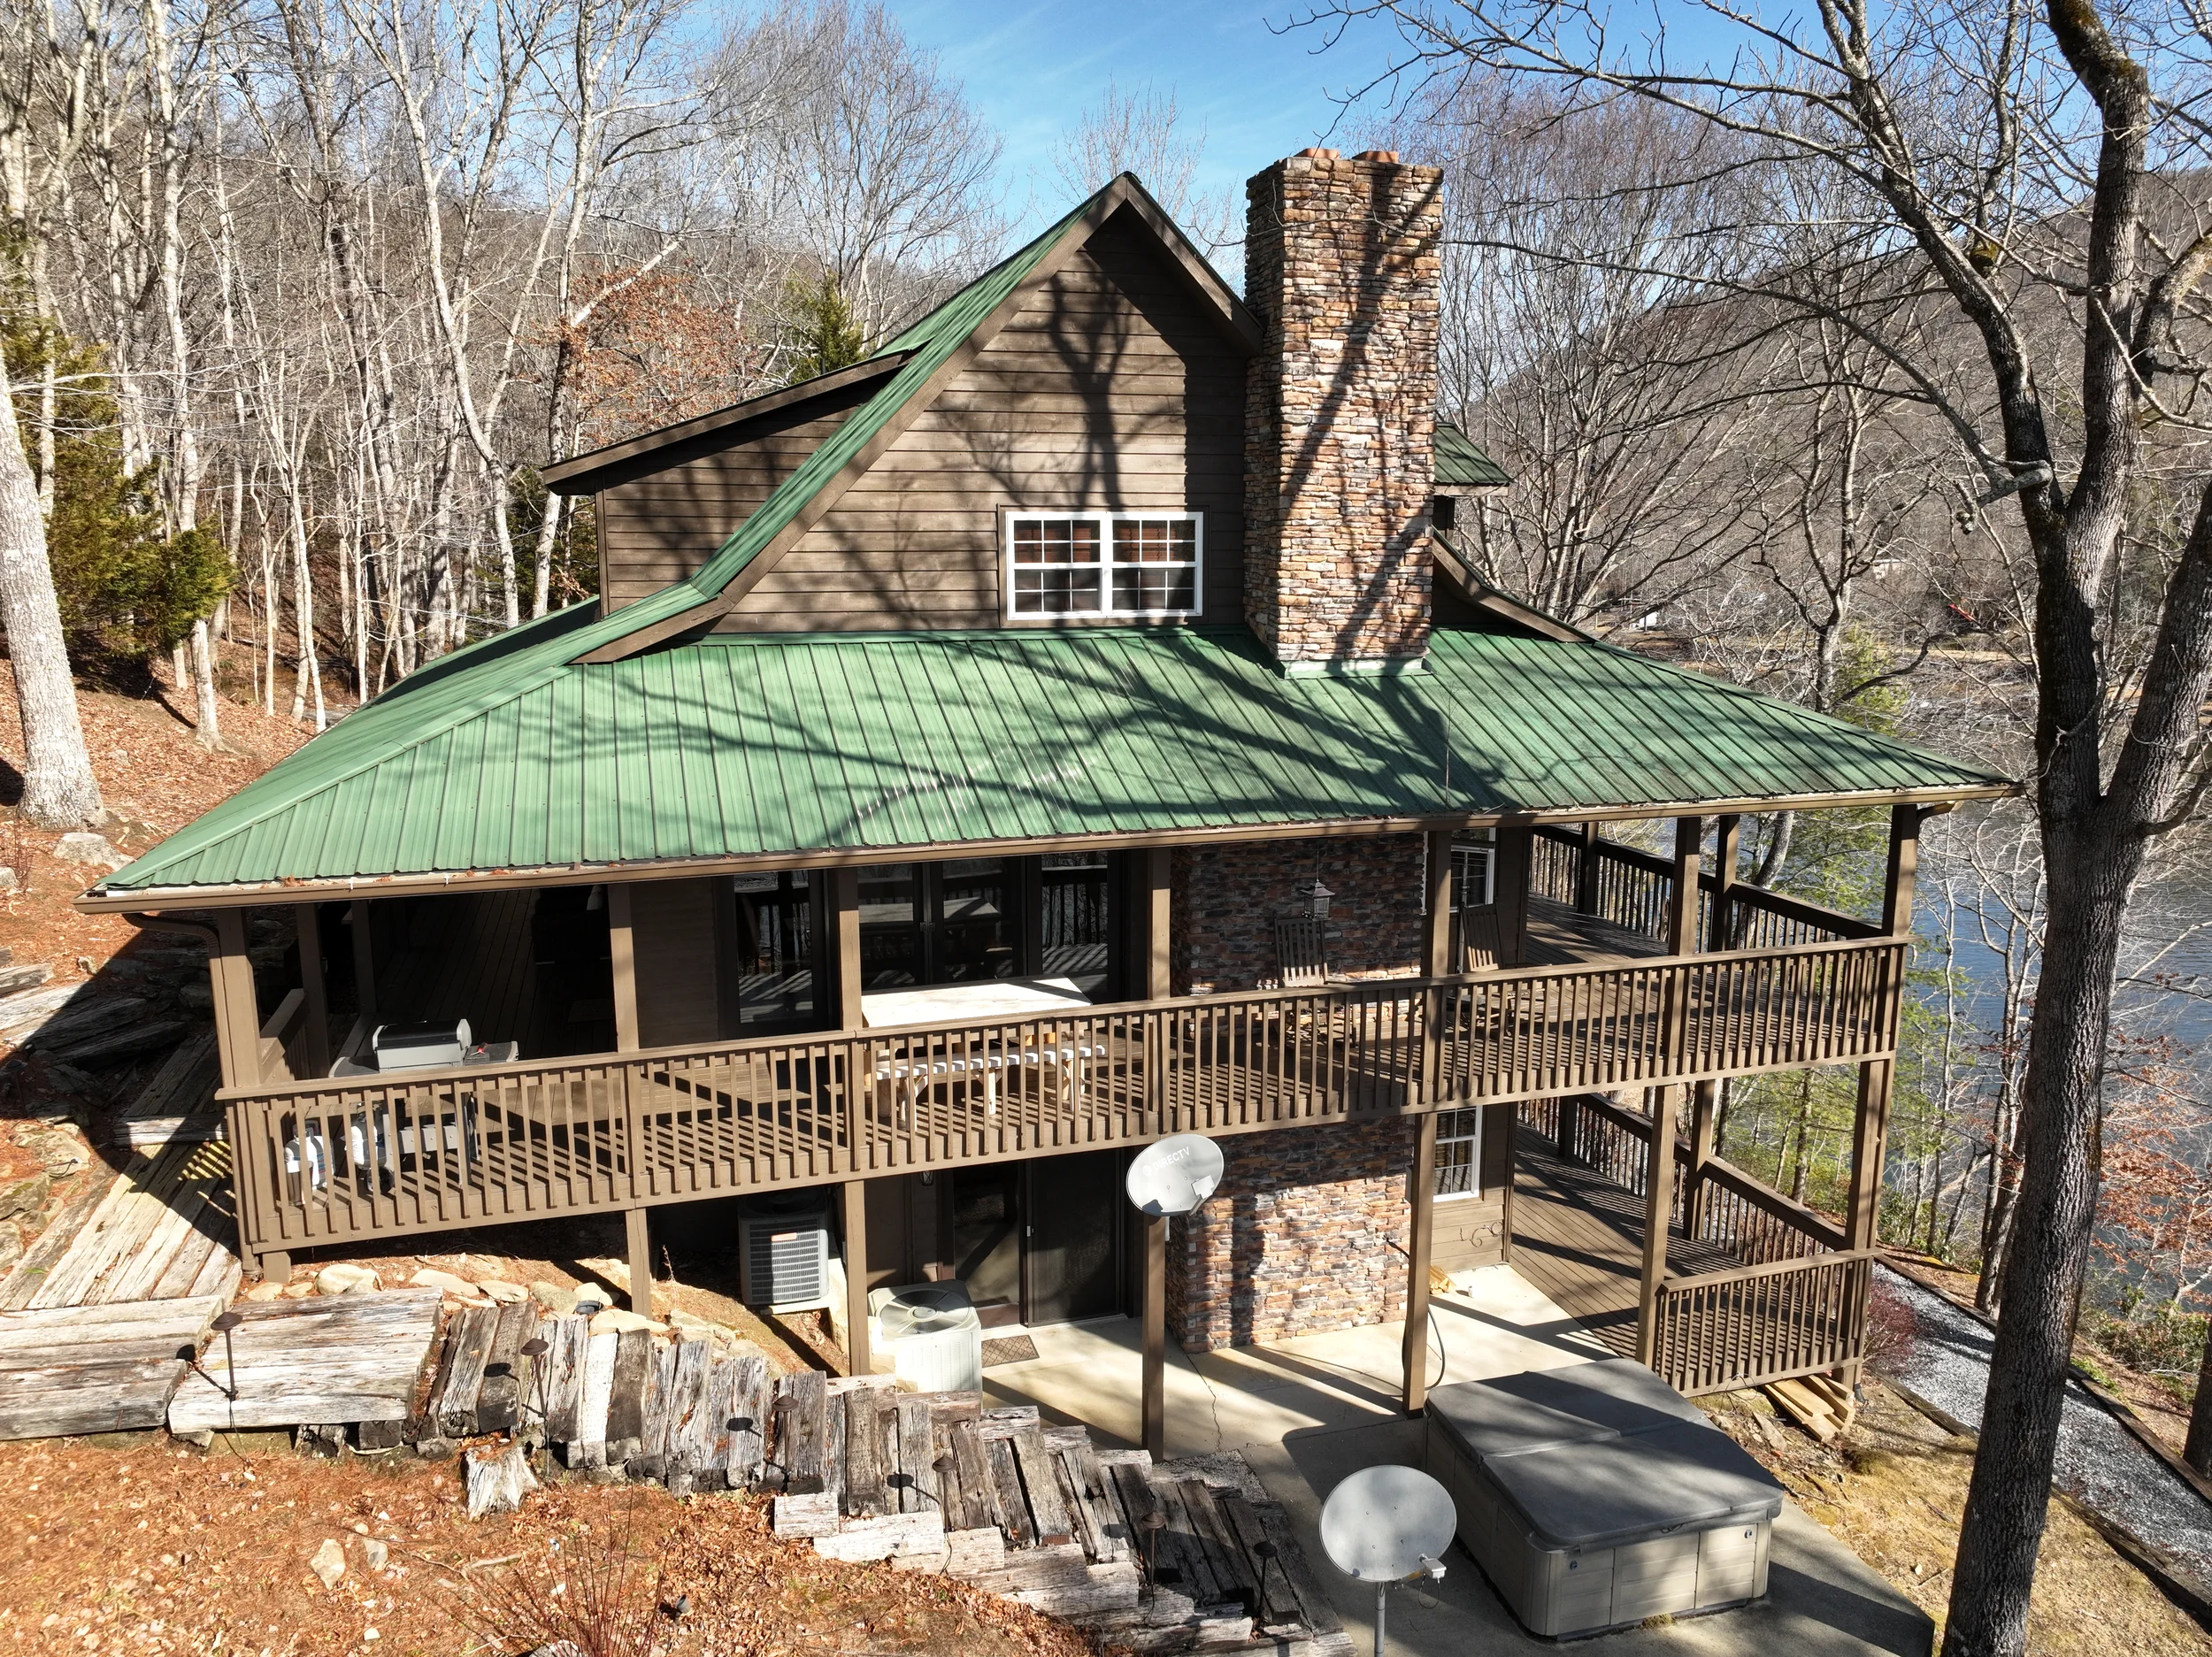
[857,863,922,988]
[733,871,818,1030]
[1041,853,1111,994]
[936,858,1015,981]
[951,1164,1022,1320]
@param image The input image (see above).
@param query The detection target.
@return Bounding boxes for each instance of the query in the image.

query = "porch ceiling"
[82,626,2008,907]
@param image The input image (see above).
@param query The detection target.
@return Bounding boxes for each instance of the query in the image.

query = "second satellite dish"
[1319,1465,1457,1583]
[1125,1133,1226,1216]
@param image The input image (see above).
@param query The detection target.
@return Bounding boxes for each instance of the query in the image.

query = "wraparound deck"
[226,931,1901,1270]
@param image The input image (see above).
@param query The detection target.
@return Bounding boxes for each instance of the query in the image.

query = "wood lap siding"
[723,211,1247,631]
[629,878,723,1048]
[593,397,867,613]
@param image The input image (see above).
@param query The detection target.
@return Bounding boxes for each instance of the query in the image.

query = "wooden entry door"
[1025,1149,1125,1325]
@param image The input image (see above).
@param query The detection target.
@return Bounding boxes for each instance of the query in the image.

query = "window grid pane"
[1009,513,1198,618]
[1011,518,1101,566]
[1434,1108,1482,1196]
[1112,518,1196,564]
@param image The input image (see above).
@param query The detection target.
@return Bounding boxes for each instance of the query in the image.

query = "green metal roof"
[91,628,2007,897]
[1436,422,1511,489]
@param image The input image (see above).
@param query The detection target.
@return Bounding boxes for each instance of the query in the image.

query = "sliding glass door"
[856,858,1018,989]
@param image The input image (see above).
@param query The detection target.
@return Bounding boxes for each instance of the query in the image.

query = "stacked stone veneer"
[1243,149,1443,672]
[1171,834,1425,995]
[1168,1118,1415,1350]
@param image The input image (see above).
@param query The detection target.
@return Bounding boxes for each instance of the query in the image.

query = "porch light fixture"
[521,1335,549,1439]
[206,1308,243,1402]
[1303,879,1334,920]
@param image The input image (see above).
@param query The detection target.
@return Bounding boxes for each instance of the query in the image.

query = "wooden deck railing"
[221,936,1903,1259]
[1523,1090,1864,1393]
[1529,826,1881,951]
[1653,1249,1874,1395]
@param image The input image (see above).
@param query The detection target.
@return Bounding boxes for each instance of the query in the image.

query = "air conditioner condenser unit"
[739,1194,833,1313]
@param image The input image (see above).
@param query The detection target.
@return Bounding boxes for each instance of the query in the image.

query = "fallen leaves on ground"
[0,1435,1097,1657]
[1701,1378,2212,1654]
[0,658,314,979]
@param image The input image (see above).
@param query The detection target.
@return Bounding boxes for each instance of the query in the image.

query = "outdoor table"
[861,977,1099,1120]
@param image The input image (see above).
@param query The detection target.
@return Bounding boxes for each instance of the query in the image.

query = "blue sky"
[879,2,1417,232]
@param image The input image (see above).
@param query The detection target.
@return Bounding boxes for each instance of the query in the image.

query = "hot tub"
[1423,1359,1786,1638]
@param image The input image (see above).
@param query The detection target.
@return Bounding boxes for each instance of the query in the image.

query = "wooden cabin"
[73,154,2009,1431]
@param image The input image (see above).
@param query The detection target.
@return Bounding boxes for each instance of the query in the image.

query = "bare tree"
[1049,81,1240,261]
[1384,82,1778,627]
[1302,4,2212,1650]
[706,0,1004,344]
[0,352,101,827]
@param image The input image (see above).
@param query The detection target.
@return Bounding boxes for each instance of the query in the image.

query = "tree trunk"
[1944,823,2137,1654]
[1753,810,1795,886]
[1787,1070,1814,1202]
[2184,1333,2212,1478]
[0,359,101,829]
[190,618,221,748]
[1978,1109,2022,1313]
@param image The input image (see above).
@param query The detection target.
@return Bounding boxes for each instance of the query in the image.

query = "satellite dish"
[1125,1133,1225,1216]
[1319,1465,1457,1583]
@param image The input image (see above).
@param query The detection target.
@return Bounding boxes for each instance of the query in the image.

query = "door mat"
[980,1335,1040,1367]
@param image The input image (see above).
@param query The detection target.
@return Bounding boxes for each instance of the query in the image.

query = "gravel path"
[1876,1263,2212,1582]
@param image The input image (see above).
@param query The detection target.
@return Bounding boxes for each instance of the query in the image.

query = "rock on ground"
[315,1263,380,1295]
[588,1308,667,1337]
[409,1267,477,1296]
[309,1538,346,1589]
[51,833,126,870]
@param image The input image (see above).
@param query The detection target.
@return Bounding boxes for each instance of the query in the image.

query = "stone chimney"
[1243,149,1442,673]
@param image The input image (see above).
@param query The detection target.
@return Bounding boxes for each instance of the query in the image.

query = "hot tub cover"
[1428,1359,1783,1551]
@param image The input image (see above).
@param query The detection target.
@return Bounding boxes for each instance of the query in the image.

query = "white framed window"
[1434,1107,1484,1197]
[1421,832,1497,913]
[1006,510,1202,618]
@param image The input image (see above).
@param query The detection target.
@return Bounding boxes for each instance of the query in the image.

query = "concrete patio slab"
[984,1262,1931,1656]
[981,1263,1602,1455]
[1255,1415,1933,1657]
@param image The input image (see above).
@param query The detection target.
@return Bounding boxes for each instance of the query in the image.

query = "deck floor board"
[1507,1125,1739,1357]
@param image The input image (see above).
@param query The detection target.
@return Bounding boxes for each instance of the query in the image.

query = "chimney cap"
[1295,147,1341,160]
[1352,150,1401,164]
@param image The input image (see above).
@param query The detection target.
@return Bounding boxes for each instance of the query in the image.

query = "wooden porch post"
[1635,1083,1682,1370]
[833,868,864,1030]
[1493,826,1532,966]
[1665,816,1703,955]
[209,909,262,1092]
[609,885,641,1052]
[1141,848,1174,1455]
[1845,805,1923,1254]
[349,899,376,1021]
[1636,816,1703,1372]
[210,909,284,1280]
[608,885,651,1316]
[1403,829,1455,1414]
[1711,815,1741,948]
[1575,821,1600,914]
[1144,848,1172,1000]
[1142,1211,1167,1460]
[1402,1113,1440,1413]
[1686,817,1734,1231]
[296,904,331,1080]
[626,1205,654,1319]
[842,1178,871,1377]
